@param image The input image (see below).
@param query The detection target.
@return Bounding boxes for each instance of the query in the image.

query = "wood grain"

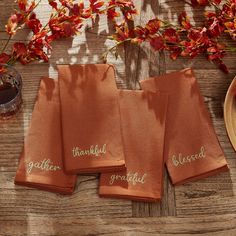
[0,0,236,235]
[0,215,236,236]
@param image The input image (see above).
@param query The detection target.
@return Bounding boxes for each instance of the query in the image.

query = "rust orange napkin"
[140,68,229,185]
[15,77,77,194]
[58,64,125,174]
[99,90,168,201]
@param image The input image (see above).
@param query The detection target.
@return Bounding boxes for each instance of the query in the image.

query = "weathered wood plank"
[0,173,132,218]
[0,214,236,236]
[175,158,236,217]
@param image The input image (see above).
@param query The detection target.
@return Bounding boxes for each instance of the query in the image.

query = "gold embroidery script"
[172,146,206,167]
[109,172,147,185]
[27,159,61,174]
[72,144,106,157]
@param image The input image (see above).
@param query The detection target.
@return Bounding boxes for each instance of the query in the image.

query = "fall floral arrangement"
[0,0,236,73]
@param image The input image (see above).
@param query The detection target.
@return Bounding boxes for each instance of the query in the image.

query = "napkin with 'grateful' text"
[140,68,229,185]
[15,77,77,194]
[58,64,125,174]
[99,90,168,201]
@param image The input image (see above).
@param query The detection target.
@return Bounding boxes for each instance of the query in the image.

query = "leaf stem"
[0,35,12,54]
[102,38,131,62]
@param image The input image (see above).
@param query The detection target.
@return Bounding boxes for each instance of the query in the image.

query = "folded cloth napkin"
[99,90,168,201]
[58,64,125,174]
[15,77,77,194]
[140,68,229,185]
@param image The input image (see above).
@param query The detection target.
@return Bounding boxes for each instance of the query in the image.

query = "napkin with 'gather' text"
[15,77,77,194]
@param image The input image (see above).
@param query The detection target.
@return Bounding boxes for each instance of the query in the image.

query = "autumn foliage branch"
[108,0,236,73]
[0,0,236,73]
[0,0,137,66]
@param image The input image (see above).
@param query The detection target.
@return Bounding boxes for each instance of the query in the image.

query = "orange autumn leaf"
[5,14,19,35]
[145,19,161,34]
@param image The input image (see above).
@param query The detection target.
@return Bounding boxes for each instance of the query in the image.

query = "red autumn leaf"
[197,0,209,6]
[112,23,130,41]
[222,4,234,17]
[131,37,143,44]
[26,1,36,13]
[49,18,61,32]
[0,53,11,64]
[207,46,225,60]
[179,40,191,57]
[48,0,57,9]
[134,26,147,41]
[71,2,85,15]
[188,27,209,46]
[163,28,179,42]
[46,34,57,43]
[27,42,49,62]
[32,30,48,41]
[213,0,222,4]
[33,49,49,62]
[107,8,120,20]
[17,0,28,11]
[191,0,209,6]
[178,12,192,30]
[122,9,137,20]
[188,28,202,41]
[109,0,137,20]
[89,0,104,13]
[115,27,129,41]
[170,46,182,60]
[218,62,229,73]
[59,0,73,8]
[150,36,165,51]
[205,11,216,19]
[62,23,75,37]
[13,42,27,58]
[207,18,224,37]
[145,19,161,34]
[26,13,42,34]
[108,0,135,8]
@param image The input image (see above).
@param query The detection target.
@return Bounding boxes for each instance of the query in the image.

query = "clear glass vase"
[0,64,22,119]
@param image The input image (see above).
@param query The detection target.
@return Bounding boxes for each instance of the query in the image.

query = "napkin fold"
[58,64,125,174]
[140,68,229,185]
[15,77,77,194]
[99,90,168,201]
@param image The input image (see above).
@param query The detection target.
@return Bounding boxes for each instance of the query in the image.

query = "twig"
[102,38,131,62]
[0,35,12,54]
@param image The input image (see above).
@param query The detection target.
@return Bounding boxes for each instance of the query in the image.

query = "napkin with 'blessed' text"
[140,68,229,185]
[58,64,125,174]
[15,77,77,194]
[99,90,168,201]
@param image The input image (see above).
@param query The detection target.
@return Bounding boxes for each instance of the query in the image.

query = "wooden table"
[1,1,236,235]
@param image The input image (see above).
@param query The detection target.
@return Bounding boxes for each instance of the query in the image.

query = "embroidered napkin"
[140,68,229,185]
[99,90,168,201]
[58,64,125,174]
[15,77,77,194]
